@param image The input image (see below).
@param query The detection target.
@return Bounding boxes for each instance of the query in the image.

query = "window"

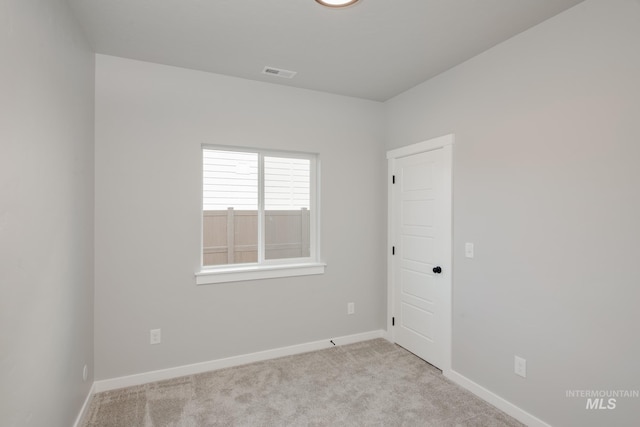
[196,146,324,284]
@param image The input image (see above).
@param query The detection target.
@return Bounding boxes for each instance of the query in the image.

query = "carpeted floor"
[81,339,524,426]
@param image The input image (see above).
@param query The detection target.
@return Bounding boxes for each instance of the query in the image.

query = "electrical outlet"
[514,356,526,378]
[150,329,161,345]
[347,302,355,315]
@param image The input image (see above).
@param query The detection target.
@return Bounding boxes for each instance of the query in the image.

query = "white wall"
[94,55,386,380]
[386,0,640,425]
[0,0,95,426]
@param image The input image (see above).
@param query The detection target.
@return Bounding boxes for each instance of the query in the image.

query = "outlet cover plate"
[514,355,526,378]
[150,329,161,345]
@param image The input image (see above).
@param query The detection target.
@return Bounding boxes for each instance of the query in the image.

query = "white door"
[391,147,449,369]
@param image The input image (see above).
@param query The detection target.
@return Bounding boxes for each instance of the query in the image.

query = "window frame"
[196,145,325,285]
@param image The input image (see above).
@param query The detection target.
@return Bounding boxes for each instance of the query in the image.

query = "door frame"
[386,134,453,372]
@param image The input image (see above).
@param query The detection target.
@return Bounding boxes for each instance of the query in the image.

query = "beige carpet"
[81,339,524,426]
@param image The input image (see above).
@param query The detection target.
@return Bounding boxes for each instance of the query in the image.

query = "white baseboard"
[72,382,95,427]
[93,329,385,393]
[443,369,551,427]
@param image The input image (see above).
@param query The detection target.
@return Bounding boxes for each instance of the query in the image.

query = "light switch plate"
[465,242,474,258]
[347,302,355,315]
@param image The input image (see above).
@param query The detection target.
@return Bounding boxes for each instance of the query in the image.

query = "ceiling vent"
[262,66,297,79]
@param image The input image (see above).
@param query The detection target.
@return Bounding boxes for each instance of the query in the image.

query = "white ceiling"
[67,0,584,101]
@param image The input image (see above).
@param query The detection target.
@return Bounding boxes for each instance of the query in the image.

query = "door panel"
[402,200,434,227]
[402,236,434,264]
[392,148,445,368]
[402,302,434,339]
[401,269,435,303]
[402,162,433,192]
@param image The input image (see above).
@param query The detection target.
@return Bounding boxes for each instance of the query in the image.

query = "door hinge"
[392,246,395,255]
[392,175,396,184]
[392,317,395,326]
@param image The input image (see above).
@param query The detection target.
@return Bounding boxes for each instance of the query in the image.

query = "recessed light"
[315,0,360,8]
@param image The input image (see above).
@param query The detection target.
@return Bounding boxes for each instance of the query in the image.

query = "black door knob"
[433,266,442,274]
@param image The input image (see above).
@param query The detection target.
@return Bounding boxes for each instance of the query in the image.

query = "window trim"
[196,262,326,285]
[197,145,324,284]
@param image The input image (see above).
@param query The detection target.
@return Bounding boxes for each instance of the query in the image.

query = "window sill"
[195,262,326,285]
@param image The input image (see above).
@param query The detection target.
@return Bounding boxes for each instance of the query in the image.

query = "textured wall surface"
[386,1,640,425]
[94,54,387,381]
[0,0,95,426]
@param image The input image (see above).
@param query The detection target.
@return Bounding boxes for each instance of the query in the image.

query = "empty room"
[1,0,639,426]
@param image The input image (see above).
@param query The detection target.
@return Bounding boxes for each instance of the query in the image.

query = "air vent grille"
[262,66,297,79]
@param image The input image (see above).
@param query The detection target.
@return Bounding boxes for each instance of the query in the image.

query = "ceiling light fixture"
[315,0,360,8]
